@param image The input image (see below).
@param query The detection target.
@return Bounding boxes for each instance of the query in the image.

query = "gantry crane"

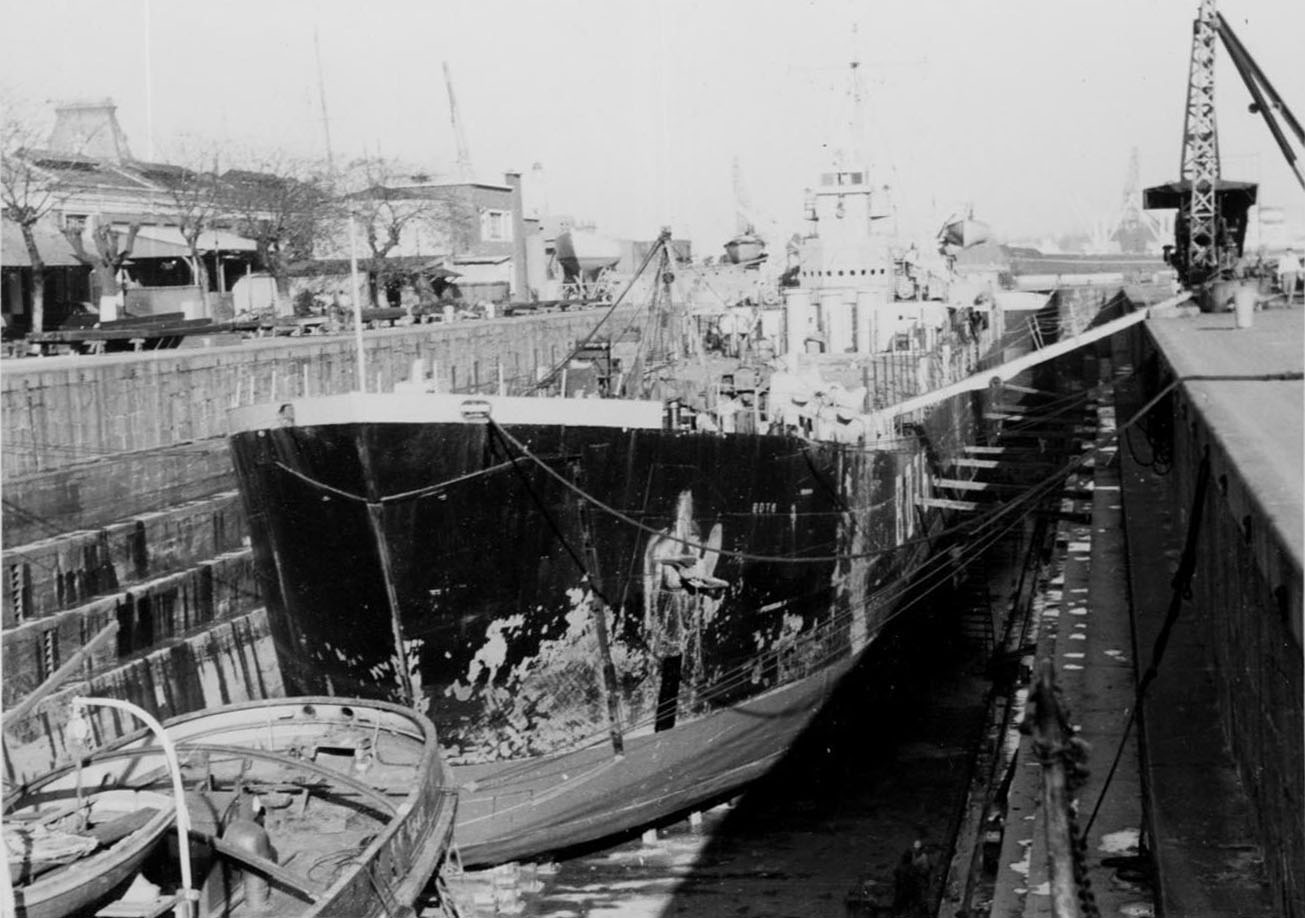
[1145,0,1302,291]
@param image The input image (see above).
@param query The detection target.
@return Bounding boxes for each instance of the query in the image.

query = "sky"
[2,0,1302,252]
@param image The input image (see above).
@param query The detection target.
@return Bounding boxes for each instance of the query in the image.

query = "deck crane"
[443,61,474,182]
[1145,0,1304,294]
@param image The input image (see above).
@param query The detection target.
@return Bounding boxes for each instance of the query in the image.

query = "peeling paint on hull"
[228,385,982,863]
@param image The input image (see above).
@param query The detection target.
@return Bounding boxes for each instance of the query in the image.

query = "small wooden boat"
[723,230,766,265]
[4,788,175,918]
[4,697,457,917]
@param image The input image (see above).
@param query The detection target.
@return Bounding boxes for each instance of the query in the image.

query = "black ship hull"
[228,378,984,864]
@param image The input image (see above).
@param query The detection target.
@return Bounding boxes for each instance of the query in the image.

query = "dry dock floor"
[991,304,1302,917]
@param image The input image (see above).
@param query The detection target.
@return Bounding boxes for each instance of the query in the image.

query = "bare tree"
[223,150,331,309]
[147,142,223,313]
[1,102,62,333]
[340,156,475,306]
[62,216,140,309]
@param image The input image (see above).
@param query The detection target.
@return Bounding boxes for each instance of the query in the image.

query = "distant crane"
[443,61,474,182]
[1146,0,1303,290]
[1111,148,1164,254]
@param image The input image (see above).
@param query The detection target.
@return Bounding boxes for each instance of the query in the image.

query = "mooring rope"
[271,456,521,505]
[255,364,1258,573]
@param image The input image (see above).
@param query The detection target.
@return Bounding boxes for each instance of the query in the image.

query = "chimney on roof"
[47,99,134,163]
[506,171,528,300]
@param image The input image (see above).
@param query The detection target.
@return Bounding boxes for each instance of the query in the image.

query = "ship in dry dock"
[225,157,1026,867]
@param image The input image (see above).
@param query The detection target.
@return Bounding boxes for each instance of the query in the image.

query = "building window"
[481,210,511,242]
[63,214,88,232]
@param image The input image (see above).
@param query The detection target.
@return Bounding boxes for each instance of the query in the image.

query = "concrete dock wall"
[1170,391,1304,915]
[1,309,631,479]
[1,310,631,781]
[1134,320,1304,916]
[2,492,246,625]
[2,608,281,786]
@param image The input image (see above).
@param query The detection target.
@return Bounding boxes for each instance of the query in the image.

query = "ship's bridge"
[797,166,897,299]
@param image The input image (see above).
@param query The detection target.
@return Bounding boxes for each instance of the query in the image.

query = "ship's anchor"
[643,491,727,731]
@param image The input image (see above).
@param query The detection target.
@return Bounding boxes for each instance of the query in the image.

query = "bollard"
[1233,284,1257,328]
[222,818,277,913]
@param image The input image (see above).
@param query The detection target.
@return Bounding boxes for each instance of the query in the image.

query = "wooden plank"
[949,457,1000,469]
[917,496,980,512]
[987,412,1090,424]
[997,427,1096,438]
[996,382,1060,396]
[2,621,118,728]
[934,478,1023,493]
[963,445,1041,456]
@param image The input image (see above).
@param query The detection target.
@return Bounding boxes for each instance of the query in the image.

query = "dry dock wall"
[3,609,282,785]
[1,309,631,479]
[1,310,630,778]
[1131,321,1304,916]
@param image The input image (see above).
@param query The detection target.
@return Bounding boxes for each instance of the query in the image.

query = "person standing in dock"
[1277,248,1301,305]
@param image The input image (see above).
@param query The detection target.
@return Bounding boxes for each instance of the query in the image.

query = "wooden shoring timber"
[990,401,1084,414]
[963,445,1045,457]
[996,426,1096,438]
[993,382,1061,397]
[949,457,1000,469]
[917,496,981,512]
[1,621,118,729]
[986,412,1093,425]
[934,478,1026,493]
[949,456,1060,471]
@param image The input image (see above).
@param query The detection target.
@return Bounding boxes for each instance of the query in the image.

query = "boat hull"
[6,790,175,918]
[227,377,984,861]
[6,698,455,918]
[452,656,854,865]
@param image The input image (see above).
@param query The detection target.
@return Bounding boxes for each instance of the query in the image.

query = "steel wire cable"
[445,487,1042,771]
[4,364,1199,747]
[526,237,668,394]
[487,418,1075,566]
[302,455,1036,751]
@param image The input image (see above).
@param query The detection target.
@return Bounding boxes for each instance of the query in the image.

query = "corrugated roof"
[116,230,190,259]
[133,226,258,252]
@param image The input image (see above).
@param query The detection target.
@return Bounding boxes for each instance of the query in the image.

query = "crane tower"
[1180,0,1221,279]
[443,61,474,183]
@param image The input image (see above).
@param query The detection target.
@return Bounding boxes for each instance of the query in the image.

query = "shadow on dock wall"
[1130,324,1304,916]
[3,609,283,786]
